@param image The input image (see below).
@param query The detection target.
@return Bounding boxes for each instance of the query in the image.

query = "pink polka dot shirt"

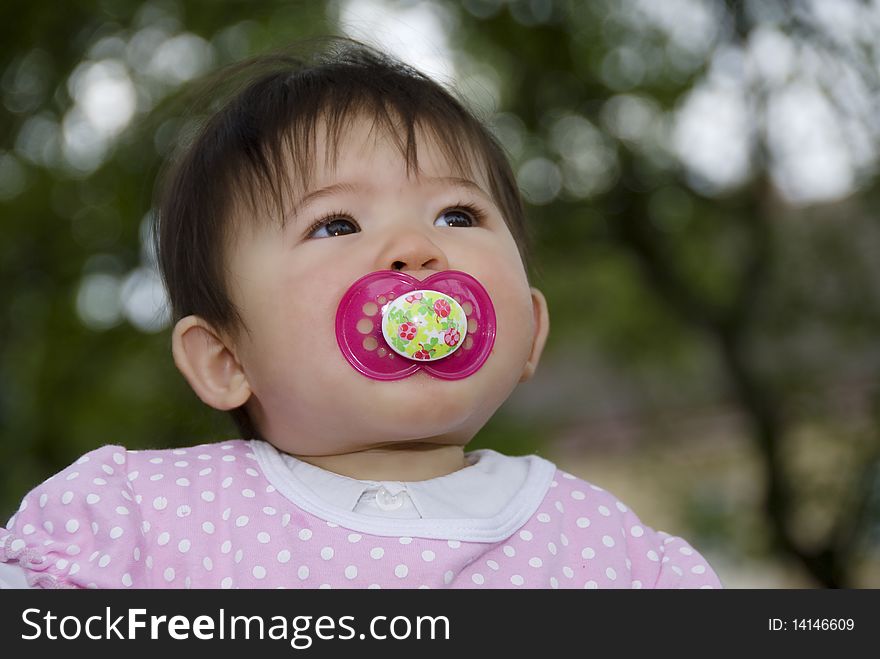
[0,440,722,589]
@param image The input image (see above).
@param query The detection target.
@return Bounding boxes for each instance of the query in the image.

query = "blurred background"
[1,0,879,587]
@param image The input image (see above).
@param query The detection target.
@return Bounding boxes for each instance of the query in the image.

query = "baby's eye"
[434,207,477,228]
[307,216,360,239]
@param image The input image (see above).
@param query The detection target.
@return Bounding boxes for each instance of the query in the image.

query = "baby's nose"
[378,228,449,273]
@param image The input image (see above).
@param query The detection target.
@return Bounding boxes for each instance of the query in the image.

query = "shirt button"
[375,486,405,511]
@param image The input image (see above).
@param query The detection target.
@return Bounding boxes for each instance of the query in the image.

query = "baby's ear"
[519,287,550,383]
[171,315,251,410]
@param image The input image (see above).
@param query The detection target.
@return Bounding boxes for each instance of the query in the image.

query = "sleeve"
[0,445,149,589]
[620,508,723,589]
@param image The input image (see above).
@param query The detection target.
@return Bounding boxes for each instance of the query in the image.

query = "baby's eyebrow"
[286,176,490,224]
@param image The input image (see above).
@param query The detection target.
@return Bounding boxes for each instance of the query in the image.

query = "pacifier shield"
[336,270,496,381]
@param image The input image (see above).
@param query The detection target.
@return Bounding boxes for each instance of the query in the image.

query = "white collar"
[251,440,556,542]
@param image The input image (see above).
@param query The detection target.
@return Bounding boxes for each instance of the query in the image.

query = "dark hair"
[153,38,531,441]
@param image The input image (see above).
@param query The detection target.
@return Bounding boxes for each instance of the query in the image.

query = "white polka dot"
[43,521,54,534]
[298,529,312,541]
[370,547,384,559]
[563,566,574,578]
[537,513,551,523]
[257,532,270,544]
[253,566,267,580]
[679,546,694,556]
[605,567,617,581]
[262,507,277,516]
[235,515,249,527]
[395,564,409,578]
[602,535,615,547]
[152,497,167,511]
[519,530,533,541]
[9,539,26,552]
[581,547,596,559]
[174,461,188,468]
[691,565,706,574]
[347,533,362,543]
[472,573,485,585]
[222,455,236,462]
[555,501,565,513]
[447,540,461,549]
[61,491,74,504]
[66,472,80,481]
[109,526,123,540]
[145,556,153,568]
[511,575,524,586]
[571,490,585,500]
[562,472,575,480]
[443,570,454,584]
[98,554,111,568]
[128,472,139,482]
[616,501,628,512]
[421,550,436,562]
[399,537,413,545]
[202,522,215,534]
[547,542,558,555]
[298,566,309,580]
[198,454,211,461]
[176,505,191,518]
[150,474,163,482]
[65,519,79,533]
[584,580,598,589]
[158,532,170,546]
[221,541,232,554]
[203,557,213,571]
[39,494,48,508]
[122,573,132,587]
[178,539,191,553]
[319,584,330,589]
[241,489,255,498]
[550,577,559,588]
[93,478,106,485]
[222,477,233,488]
[560,533,569,546]
[630,525,644,537]
[321,547,334,560]
[598,505,610,516]
[277,550,291,564]
[647,550,659,562]
[671,565,684,576]
[282,514,291,527]
[344,565,358,580]
[576,517,590,528]
[503,545,516,557]
[246,468,258,476]
[22,524,35,536]
[66,544,80,556]
[221,577,233,589]
[529,557,543,568]
[199,468,212,476]
[149,457,163,464]
[234,549,243,564]
[85,494,100,505]
[486,560,499,570]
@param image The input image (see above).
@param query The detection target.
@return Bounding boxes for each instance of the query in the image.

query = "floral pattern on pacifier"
[335,270,496,381]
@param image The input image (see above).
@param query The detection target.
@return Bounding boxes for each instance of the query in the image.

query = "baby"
[0,42,721,589]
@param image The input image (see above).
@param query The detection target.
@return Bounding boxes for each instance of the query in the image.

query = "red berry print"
[413,343,434,360]
[405,292,423,303]
[434,299,451,320]
[398,322,417,340]
[444,328,461,347]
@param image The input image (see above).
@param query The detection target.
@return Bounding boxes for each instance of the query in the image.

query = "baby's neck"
[294,443,467,482]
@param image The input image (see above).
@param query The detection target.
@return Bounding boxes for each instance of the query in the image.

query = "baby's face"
[223,115,546,457]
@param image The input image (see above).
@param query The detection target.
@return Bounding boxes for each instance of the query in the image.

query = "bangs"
[227,62,491,235]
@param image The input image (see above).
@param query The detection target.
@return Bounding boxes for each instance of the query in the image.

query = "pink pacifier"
[335,270,496,380]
